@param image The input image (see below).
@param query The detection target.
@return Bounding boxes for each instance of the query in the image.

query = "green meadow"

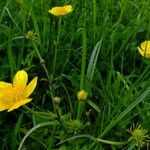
[0,0,150,149]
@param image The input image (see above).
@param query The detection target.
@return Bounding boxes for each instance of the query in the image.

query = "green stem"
[77,26,87,120]
[18,11,26,69]
[32,41,43,63]
[137,145,141,150]
[77,102,85,120]
[32,40,57,113]
[57,134,128,146]
[7,30,15,79]
[32,40,53,95]
[47,126,57,149]
[80,28,87,90]
[93,0,96,45]
[52,18,62,79]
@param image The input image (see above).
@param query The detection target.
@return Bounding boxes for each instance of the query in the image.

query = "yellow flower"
[138,40,150,58]
[48,5,73,16]
[0,70,37,112]
[127,123,149,147]
[77,90,88,101]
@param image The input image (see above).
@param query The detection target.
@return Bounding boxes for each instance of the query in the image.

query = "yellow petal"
[77,90,88,101]
[48,5,73,16]
[0,87,17,112]
[24,77,37,98]
[141,41,150,53]
[0,84,13,99]
[0,101,10,111]
[138,47,145,57]
[64,5,73,12]
[13,70,28,90]
[0,81,12,89]
[138,41,150,58]
[8,98,32,112]
[138,47,150,58]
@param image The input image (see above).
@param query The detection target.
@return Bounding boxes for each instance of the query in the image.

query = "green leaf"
[87,99,101,113]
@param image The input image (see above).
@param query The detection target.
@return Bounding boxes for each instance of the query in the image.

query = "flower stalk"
[77,26,87,120]
[52,18,62,79]
[31,40,58,114]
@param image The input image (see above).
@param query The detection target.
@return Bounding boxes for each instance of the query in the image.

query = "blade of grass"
[100,87,150,138]
[85,38,103,96]
[11,113,23,150]
[57,134,128,146]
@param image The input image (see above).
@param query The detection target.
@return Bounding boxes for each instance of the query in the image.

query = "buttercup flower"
[48,5,73,16]
[0,70,37,112]
[77,90,88,101]
[127,123,149,147]
[138,40,150,58]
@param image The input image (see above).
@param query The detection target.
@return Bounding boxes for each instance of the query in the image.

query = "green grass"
[0,0,150,149]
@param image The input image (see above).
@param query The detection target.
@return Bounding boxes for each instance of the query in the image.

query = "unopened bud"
[77,90,88,101]
[53,97,61,104]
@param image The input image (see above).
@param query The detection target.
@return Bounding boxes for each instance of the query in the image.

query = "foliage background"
[0,0,150,149]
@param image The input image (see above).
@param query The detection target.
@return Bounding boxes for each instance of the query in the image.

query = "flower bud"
[77,90,88,101]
